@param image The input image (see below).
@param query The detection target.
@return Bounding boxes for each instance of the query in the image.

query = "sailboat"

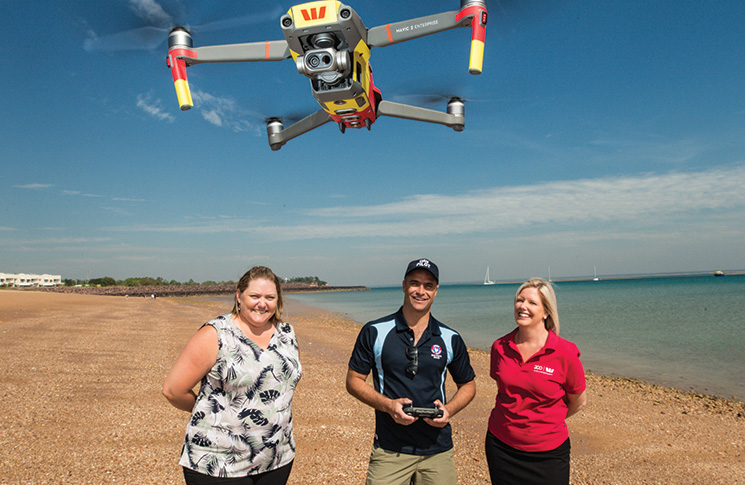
[593,266,600,281]
[484,267,495,285]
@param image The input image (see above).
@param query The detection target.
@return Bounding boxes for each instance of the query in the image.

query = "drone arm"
[367,11,462,47]
[178,40,291,65]
[267,110,333,151]
[456,4,488,74]
[368,2,487,74]
[376,100,464,131]
[167,48,195,110]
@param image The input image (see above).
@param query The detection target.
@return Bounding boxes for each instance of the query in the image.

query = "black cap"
[404,258,439,283]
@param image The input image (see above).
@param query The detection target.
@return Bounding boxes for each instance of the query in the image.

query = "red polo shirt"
[487,328,586,452]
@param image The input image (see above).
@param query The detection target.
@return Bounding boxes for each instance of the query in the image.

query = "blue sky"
[2,0,744,286]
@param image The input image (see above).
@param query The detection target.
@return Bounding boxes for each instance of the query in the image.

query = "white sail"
[484,267,495,285]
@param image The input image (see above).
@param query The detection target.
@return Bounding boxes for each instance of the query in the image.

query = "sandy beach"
[0,290,742,484]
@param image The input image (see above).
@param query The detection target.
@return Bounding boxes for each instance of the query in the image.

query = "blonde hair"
[231,266,284,323]
[515,278,560,334]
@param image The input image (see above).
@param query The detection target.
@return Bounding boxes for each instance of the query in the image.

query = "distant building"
[0,273,62,287]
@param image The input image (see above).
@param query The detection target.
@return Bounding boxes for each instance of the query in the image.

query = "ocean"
[288,274,745,402]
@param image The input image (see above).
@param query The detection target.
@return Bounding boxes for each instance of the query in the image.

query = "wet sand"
[0,290,742,484]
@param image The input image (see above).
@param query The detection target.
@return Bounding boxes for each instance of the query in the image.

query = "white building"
[0,273,62,287]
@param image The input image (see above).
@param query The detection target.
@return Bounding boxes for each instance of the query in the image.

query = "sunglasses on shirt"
[405,345,418,378]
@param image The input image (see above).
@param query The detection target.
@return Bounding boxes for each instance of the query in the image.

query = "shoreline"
[0,290,742,484]
[285,297,745,411]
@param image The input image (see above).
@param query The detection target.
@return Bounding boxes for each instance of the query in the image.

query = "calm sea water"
[289,275,745,402]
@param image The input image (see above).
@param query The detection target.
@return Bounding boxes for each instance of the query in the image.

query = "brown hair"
[231,266,284,323]
[515,278,560,334]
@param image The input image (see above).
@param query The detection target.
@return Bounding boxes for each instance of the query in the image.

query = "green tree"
[89,276,116,287]
[286,276,327,286]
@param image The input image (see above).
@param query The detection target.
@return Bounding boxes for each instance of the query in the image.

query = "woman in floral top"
[163,266,302,484]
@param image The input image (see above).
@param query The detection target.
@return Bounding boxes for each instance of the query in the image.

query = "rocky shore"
[30,283,369,298]
[0,290,742,484]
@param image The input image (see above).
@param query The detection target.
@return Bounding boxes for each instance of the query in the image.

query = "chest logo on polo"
[430,344,443,359]
[533,364,555,376]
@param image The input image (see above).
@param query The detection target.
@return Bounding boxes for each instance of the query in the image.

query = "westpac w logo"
[301,6,327,21]
[533,364,556,376]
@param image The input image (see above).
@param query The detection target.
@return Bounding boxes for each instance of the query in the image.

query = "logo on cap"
[416,259,431,268]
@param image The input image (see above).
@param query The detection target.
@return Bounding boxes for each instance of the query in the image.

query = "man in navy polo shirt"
[346,258,476,485]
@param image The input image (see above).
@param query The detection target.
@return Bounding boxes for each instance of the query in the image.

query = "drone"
[166,1,487,150]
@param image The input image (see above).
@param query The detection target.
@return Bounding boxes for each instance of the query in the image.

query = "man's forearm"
[444,380,476,417]
[346,369,392,413]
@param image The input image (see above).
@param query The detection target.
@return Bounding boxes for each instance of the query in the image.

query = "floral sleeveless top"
[179,315,302,477]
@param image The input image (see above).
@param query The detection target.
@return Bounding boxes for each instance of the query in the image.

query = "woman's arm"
[566,390,587,418]
[162,325,218,412]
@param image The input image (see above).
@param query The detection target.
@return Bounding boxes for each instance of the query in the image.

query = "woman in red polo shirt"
[485,278,587,484]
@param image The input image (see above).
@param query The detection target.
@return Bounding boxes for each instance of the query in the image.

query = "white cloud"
[13,183,54,190]
[129,0,172,27]
[62,190,103,198]
[136,93,175,122]
[104,165,745,243]
[191,89,263,135]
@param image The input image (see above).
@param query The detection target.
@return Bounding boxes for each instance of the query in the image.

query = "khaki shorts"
[365,445,457,485]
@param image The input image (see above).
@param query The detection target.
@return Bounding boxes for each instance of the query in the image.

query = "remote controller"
[403,406,444,418]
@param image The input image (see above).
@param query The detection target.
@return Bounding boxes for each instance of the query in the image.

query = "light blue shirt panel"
[439,327,457,400]
[371,320,396,395]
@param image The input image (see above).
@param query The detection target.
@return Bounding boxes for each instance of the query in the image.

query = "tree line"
[63,275,327,287]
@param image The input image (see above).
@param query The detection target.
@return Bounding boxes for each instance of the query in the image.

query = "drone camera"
[311,33,337,49]
[296,48,350,84]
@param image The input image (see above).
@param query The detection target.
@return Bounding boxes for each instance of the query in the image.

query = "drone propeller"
[265,108,310,124]
[485,0,569,31]
[388,93,476,108]
[82,1,284,53]
[385,73,489,108]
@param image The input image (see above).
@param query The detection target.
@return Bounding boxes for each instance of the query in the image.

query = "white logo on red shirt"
[533,364,555,375]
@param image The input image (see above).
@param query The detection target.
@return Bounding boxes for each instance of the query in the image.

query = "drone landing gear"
[376,98,465,132]
[337,118,371,134]
[266,110,333,151]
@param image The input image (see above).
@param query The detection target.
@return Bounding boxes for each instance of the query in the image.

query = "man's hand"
[422,399,450,428]
[347,369,416,426]
[388,398,417,425]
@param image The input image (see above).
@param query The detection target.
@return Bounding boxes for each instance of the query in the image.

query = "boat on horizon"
[593,266,600,281]
[484,267,495,285]
[714,270,725,277]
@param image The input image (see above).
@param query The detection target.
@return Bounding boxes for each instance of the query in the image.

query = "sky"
[2,0,744,286]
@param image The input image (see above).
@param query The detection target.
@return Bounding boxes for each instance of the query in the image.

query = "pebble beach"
[0,290,742,484]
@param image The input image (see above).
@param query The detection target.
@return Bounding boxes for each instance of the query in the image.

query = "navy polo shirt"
[348,307,476,455]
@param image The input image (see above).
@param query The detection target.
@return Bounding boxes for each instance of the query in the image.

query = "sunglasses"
[405,345,418,378]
